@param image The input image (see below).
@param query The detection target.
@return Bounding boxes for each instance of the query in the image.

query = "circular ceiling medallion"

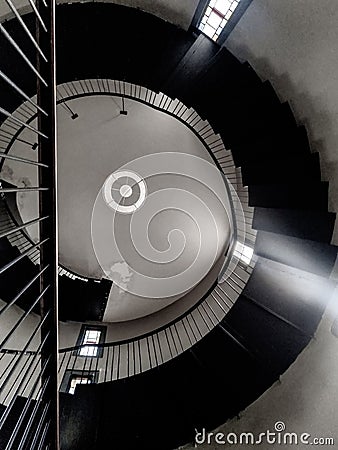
[103,170,147,214]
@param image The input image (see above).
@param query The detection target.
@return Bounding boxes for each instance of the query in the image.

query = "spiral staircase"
[0,2,337,449]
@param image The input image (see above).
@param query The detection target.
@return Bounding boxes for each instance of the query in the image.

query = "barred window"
[198,0,240,41]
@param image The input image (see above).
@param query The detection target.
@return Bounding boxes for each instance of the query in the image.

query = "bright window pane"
[208,11,223,29]
[198,0,242,41]
[69,376,91,395]
[202,23,216,39]
[215,0,231,14]
[84,329,100,344]
[79,329,101,356]
[234,242,253,265]
[80,345,98,357]
[230,2,237,11]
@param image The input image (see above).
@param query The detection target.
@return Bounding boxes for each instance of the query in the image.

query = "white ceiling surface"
[2,95,231,322]
[60,96,230,321]
[227,0,338,246]
[0,0,199,29]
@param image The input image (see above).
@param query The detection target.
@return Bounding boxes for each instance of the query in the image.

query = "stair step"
[231,125,310,166]
[60,387,101,450]
[0,256,41,312]
[192,52,262,100]
[248,181,329,210]
[189,325,273,425]
[58,276,111,322]
[0,237,18,263]
[164,33,220,99]
[209,102,297,149]
[224,294,311,375]
[0,397,40,450]
[253,207,336,243]
[194,80,283,129]
[241,153,321,185]
[255,230,338,277]
[56,4,195,93]
[243,260,335,336]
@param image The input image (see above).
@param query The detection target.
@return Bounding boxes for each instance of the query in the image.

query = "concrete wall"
[226,0,338,246]
[0,0,199,29]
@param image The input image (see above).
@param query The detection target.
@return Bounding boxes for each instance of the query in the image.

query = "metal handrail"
[0,0,58,448]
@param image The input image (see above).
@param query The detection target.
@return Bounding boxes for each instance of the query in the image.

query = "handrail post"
[37,0,59,449]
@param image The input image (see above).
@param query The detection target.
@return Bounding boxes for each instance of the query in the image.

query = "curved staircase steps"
[180,47,262,106]
[59,333,273,450]
[187,326,275,424]
[51,6,337,435]
[221,257,336,376]
[218,102,296,149]
[57,258,336,449]
[0,238,41,313]
[231,125,310,166]
[59,390,100,450]
[0,233,111,320]
[56,4,195,92]
[164,34,220,99]
[0,234,111,320]
[241,152,321,186]
[0,236,15,262]
[243,260,334,336]
[255,231,338,277]
[248,181,329,210]
[223,293,311,376]
[58,276,111,322]
[0,396,41,450]
[253,207,336,243]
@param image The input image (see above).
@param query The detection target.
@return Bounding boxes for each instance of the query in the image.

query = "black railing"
[0,1,58,449]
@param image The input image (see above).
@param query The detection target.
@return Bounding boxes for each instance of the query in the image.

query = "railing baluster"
[0,286,50,351]
[1,353,33,406]
[0,23,47,86]
[0,215,48,239]
[0,238,49,275]
[5,0,47,61]
[0,106,48,137]
[0,311,50,396]
[30,402,50,449]
[17,377,50,450]
[0,70,47,116]
[1,337,49,433]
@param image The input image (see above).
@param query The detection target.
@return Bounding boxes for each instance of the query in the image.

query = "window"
[198,0,241,41]
[234,241,253,265]
[80,329,101,357]
[75,325,106,358]
[68,375,92,395]
[60,369,99,394]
